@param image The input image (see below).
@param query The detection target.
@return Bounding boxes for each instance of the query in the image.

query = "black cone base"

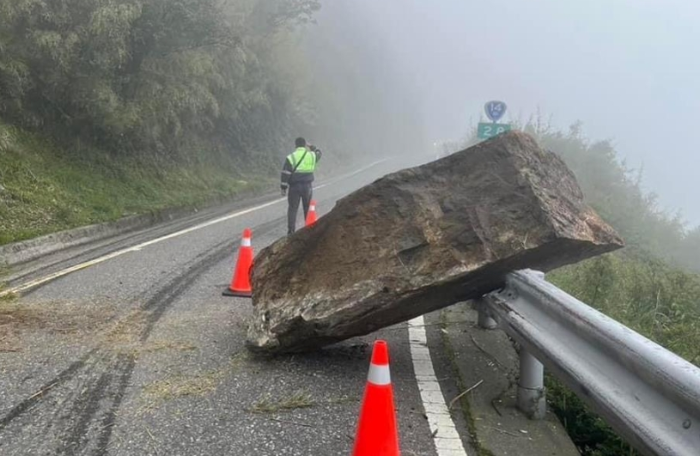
[222,288,252,298]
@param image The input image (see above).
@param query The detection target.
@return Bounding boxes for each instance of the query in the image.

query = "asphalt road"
[0,158,471,456]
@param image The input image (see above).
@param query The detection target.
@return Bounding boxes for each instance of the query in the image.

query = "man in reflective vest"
[281,137,322,234]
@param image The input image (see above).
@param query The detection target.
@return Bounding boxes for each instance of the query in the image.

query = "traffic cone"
[223,228,253,298]
[306,200,318,226]
[352,340,400,456]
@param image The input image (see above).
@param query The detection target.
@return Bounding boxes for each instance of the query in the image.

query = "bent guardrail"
[480,269,700,456]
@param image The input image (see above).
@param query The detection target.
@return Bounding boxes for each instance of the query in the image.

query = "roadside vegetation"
[0,0,332,246]
[0,123,268,244]
[448,121,700,454]
[547,254,700,455]
[501,121,700,455]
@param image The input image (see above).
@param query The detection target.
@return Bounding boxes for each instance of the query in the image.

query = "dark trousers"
[287,182,313,234]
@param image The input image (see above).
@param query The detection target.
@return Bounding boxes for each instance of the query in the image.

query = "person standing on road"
[280,137,322,235]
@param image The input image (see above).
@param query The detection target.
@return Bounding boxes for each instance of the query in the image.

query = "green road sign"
[478,122,512,140]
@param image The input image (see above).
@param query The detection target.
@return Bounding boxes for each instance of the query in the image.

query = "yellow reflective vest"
[287,147,317,173]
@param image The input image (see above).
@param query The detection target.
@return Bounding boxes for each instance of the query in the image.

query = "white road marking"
[0,160,388,297]
[408,316,469,456]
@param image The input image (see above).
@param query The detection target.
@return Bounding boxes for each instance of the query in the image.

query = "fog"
[306,0,700,225]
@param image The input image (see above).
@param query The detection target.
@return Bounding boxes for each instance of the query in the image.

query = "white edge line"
[409,316,469,456]
[0,159,389,297]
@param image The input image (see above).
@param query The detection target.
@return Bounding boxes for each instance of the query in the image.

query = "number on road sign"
[478,122,512,140]
[484,101,507,123]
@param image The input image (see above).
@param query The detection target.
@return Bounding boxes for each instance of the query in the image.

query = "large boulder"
[246,132,624,353]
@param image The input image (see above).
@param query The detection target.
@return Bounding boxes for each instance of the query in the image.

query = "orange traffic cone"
[352,340,400,456]
[223,228,253,298]
[306,200,318,226]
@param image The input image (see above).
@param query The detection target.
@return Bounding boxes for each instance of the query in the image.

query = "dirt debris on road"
[0,298,116,352]
[246,131,624,354]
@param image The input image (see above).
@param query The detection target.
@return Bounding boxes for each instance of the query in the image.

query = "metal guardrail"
[480,269,700,456]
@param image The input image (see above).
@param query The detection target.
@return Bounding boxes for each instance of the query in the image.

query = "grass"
[0,264,10,280]
[140,340,198,353]
[544,252,700,455]
[250,390,315,414]
[143,371,222,404]
[0,283,17,302]
[0,122,273,246]
[138,351,253,414]
[545,374,638,456]
[102,310,149,348]
[229,351,253,370]
[326,395,359,406]
[549,253,700,366]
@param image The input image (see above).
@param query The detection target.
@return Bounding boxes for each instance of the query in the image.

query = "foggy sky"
[312,0,700,226]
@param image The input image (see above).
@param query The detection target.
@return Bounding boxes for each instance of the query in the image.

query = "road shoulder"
[426,302,579,456]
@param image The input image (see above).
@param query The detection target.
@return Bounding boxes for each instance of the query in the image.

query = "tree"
[0,0,323,165]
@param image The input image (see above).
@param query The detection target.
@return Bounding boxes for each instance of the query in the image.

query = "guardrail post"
[518,349,546,419]
[476,298,498,329]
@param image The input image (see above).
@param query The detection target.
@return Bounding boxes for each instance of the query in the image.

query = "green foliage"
[535,121,700,454]
[452,120,700,454]
[550,254,700,365]
[546,254,700,455]
[477,120,700,455]
[0,0,330,244]
[461,119,700,272]
[546,374,639,456]
[0,0,322,164]
[0,122,269,245]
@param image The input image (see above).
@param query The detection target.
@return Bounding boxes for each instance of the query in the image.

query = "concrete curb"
[433,303,580,456]
[0,184,275,268]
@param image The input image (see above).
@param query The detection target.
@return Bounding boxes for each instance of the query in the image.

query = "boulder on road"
[246,132,624,354]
